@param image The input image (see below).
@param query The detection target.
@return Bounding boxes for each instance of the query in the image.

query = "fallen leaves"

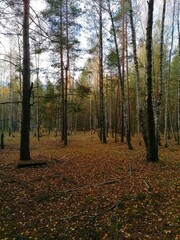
[0,133,179,239]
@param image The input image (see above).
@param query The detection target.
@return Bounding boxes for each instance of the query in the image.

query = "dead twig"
[57,177,125,194]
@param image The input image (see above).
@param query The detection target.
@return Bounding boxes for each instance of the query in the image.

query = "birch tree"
[178,1,180,144]
[129,0,148,149]
[155,0,166,145]
[164,0,176,147]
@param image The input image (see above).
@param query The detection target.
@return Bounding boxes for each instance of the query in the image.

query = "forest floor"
[0,132,179,240]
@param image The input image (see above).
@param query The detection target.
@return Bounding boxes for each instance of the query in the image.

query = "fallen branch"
[58,177,125,194]
[17,160,47,168]
[143,180,153,191]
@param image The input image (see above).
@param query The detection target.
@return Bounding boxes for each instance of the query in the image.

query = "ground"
[0,132,179,240]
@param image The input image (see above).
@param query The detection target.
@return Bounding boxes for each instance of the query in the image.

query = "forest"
[0,0,180,239]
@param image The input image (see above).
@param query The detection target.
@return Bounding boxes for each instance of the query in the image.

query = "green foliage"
[106,49,118,69]
[75,83,91,99]
[68,100,82,113]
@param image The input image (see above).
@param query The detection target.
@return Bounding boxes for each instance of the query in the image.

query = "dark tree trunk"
[146,0,159,162]
[121,0,125,143]
[64,67,68,146]
[60,0,65,142]
[20,0,31,160]
[1,133,4,149]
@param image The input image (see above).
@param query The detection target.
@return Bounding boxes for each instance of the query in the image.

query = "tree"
[42,0,81,145]
[178,1,180,144]
[146,0,159,162]
[164,0,176,147]
[20,0,31,160]
[99,0,107,143]
[129,0,148,149]
[106,0,133,149]
[154,0,166,145]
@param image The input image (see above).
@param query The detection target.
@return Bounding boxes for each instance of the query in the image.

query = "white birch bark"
[164,0,176,147]
[129,0,148,149]
[155,0,166,145]
[178,1,180,144]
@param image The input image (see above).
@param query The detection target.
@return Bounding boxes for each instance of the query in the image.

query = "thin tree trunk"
[9,50,14,136]
[110,71,114,138]
[146,0,159,162]
[121,0,125,143]
[20,0,31,160]
[114,86,120,143]
[168,108,176,141]
[125,17,131,140]
[107,0,133,149]
[155,0,166,145]
[64,67,68,145]
[177,1,180,144]
[60,0,65,142]
[99,0,107,143]
[129,0,148,149]
[164,0,176,147]
[17,30,22,132]
[64,0,69,146]
[34,43,40,141]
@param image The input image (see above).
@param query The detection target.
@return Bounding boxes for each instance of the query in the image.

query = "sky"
[0,0,179,85]
[30,0,88,82]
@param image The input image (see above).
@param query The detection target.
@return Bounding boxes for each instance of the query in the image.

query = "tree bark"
[129,0,148,149]
[20,0,31,160]
[146,0,159,162]
[60,0,65,142]
[99,0,107,143]
[64,0,69,146]
[164,0,176,147]
[178,1,180,144]
[107,0,133,149]
[155,0,166,145]
[125,18,131,141]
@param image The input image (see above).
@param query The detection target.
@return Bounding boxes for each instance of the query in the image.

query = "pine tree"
[20,0,31,160]
[146,0,159,162]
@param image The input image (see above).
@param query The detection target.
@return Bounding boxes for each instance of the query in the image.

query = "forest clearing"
[1,132,179,240]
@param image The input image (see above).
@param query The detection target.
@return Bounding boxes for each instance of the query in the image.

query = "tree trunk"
[155,0,166,145]
[129,0,148,148]
[121,0,125,143]
[125,18,131,140]
[20,0,31,160]
[9,50,13,136]
[107,0,133,149]
[1,133,4,149]
[64,0,69,146]
[60,0,65,142]
[164,0,176,147]
[146,0,159,162]
[99,0,107,143]
[178,1,180,144]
